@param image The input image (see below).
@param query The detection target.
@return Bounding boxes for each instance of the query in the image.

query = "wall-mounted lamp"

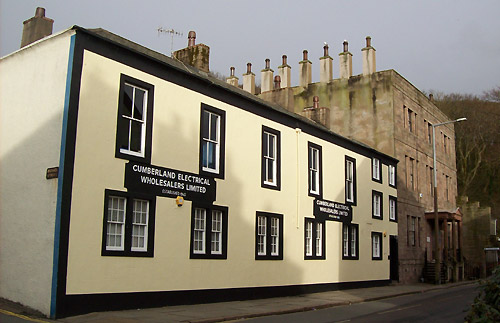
[176,196,184,207]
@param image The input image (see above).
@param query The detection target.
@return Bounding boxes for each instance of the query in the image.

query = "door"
[389,235,399,281]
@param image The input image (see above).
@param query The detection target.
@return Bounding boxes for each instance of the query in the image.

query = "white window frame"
[103,190,154,257]
[120,83,148,158]
[211,210,222,255]
[372,233,381,259]
[343,225,349,257]
[191,205,227,259]
[270,217,280,256]
[309,146,320,195]
[389,165,396,187]
[372,158,380,181]
[263,131,277,186]
[350,226,357,257]
[201,110,221,174]
[193,208,206,254]
[389,197,397,221]
[343,223,358,260]
[257,215,267,256]
[256,212,283,260]
[346,160,354,203]
[131,199,149,252]
[106,196,126,251]
[315,222,323,257]
[373,192,382,219]
[306,221,313,257]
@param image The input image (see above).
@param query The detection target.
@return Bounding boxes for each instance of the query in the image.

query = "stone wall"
[459,197,494,278]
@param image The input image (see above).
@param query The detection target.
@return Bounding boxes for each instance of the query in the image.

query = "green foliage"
[466,266,500,322]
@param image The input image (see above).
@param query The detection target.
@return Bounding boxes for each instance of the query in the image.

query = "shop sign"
[314,198,352,223]
[125,162,216,202]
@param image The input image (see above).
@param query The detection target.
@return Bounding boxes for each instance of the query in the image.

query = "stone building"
[234,37,463,284]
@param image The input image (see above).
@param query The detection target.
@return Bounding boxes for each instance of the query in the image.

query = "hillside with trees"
[432,86,500,218]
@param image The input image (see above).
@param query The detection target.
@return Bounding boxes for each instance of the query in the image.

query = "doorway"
[390,235,399,281]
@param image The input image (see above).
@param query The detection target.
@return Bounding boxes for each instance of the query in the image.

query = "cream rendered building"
[0,25,397,318]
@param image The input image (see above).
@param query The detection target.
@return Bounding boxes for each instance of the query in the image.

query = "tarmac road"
[241,283,478,323]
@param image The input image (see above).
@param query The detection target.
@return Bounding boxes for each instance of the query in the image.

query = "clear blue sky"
[1,0,499,95]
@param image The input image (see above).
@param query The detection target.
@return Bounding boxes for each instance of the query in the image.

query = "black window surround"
[308,142,323,198]
[342,223,359,260]
[345,156,357,206]
[261,126,281,191]
[388,164,397,188]
[255,212,284,260]
[372,232,383,260]
[372,190,383,220]
[199,103,226,179]
[304,218,326,260]
[115,74,154,164]
[371,157,382,183]
[389,195,398,222]
[189,204,228,259]
[101,189,156,257]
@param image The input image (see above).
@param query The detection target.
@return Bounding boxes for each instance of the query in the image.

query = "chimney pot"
[429,93,434,101]
[188,31,196,47]
[282,55,287,65]
[274,75,281,89]
[303,50,308,61]
[343,41,349,53]
[35,7,45,17]
[313,96,319,109]
[246,63,252,74]
[230,66,235,77]
[323,44,329,57]
[265,58,270,69]
[366,36,372,47]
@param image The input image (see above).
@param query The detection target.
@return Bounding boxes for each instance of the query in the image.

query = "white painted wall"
[0,30,74,316]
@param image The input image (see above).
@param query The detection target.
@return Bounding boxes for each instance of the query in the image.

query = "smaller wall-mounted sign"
[314,198,352,223]
[125,162,216,203]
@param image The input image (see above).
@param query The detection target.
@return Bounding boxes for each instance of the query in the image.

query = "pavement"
[0,280,478,323]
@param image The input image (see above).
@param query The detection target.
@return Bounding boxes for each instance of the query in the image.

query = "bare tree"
[434,92,500,202]
[483,86,500,102]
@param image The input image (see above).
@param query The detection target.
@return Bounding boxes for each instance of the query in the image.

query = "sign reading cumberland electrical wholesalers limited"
[125,162,216,202]
[314,199,352,223]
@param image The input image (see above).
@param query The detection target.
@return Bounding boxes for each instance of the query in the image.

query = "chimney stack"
[261,58,274,93]
[243,63,256,94]
[299,50,312,87]
[361,36,376,76]
[302,96,330,128]
[21,7,54,48]
[319,43,333,83]
[339,40,353,79]
[173,30,210,73]
[226,66,239,87]
[278,55,291,88]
